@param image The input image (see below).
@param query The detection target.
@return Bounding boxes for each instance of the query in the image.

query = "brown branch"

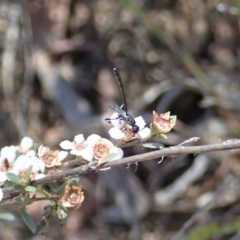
[2,139,240,196]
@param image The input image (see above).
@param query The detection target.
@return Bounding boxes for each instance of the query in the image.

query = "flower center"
[122,126,136,140]
[93,144,110,160]
[69,191,78,202]
[43,152,55,165]
[155,118,169,130]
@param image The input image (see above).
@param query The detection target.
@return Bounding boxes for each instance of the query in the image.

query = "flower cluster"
[0,109,176,226]
[0,66,178,234]
[60,133,123,162]
[0,137,46,186]
[0,137,69,201]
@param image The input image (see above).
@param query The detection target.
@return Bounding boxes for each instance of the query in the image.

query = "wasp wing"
[108,104,127,117]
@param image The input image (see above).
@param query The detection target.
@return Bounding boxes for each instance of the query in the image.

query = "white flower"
[0,188,3,202]
[134,116,146,131]
[20,137,34,151]
[108,116,151,141]
[60,134,84,150]
[61,134,123,162]
[138,127,151,139]
[38,145,68,167]
[109,128,125,139]
[26,150,36,157]
[12,155,45,181]
[13,155,45,174]
[0,146,17,163]
[81,134,123,161]
[107,112,125,128]
[34,173,46,180]
[60,140,73,150]
[60,134,88,156]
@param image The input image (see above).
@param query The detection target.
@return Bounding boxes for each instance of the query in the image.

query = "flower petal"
[70,149,83,156]
[58,151,68,161]
[0,146,17,163]
[81,147,94,161]
[74,134,84,144]
[20,137,34,150]
[26,150,36,157]
[13,155,31,172]
[87,134,101,146]
[139,127,152,139]
[34,173,46,180]
[110,147,123,160]
[31,157,45,173]
[38,145,46,157]
[109,113,125,128]
[134,116,146,130]
[108,128,125,140]
[60,140,74,150]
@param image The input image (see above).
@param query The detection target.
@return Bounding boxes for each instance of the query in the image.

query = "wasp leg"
[105,116,121,124]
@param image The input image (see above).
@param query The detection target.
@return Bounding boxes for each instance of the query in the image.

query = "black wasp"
[105,68,139,133]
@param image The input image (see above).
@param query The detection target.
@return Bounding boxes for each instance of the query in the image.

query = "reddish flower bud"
[151,111,176,136]
[61,185,84,208]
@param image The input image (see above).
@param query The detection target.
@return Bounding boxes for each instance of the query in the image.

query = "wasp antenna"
[113,68,128,113]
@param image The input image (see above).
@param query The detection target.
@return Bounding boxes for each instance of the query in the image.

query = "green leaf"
[142,142,165,149]
[159,134,167,139]
[32,143,41,153]
[19,208,36,233]
[55,178,79,195]
[14,195,25,204]
[6,172,22,184]
[55,182,67,195]
[49,182,59,190]
[41,188,51,197]
[68,178,79,186]
[14,184,25,191]
[0,213,15,221]
[169,115,177,122]
[56,203,68,219]
[25,165,33,184]
[25,186,37,193]
[97,153,118,166]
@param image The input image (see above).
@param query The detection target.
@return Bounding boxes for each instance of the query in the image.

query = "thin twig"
[2,139,240,197]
